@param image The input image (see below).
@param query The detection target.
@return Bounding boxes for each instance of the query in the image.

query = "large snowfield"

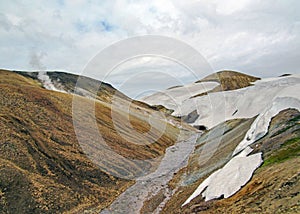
[142,74,300,129]
[141,74,300,206]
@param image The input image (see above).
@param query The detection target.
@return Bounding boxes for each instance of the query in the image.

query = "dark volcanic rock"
[183,110,199,123]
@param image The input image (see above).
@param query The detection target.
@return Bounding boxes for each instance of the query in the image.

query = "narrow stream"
[100,133,200,214]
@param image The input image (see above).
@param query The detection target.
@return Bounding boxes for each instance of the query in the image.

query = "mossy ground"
[263,137,300,166]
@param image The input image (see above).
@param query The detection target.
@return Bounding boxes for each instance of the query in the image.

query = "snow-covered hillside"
[141,71,300,206]
[141,81,219,111]
[141,72,300,129]
[182,146,263,205]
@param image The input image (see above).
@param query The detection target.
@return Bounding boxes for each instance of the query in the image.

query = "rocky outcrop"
[183,110,199,124]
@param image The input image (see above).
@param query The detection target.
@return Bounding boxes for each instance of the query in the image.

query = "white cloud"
[105,56,195,98]
[215,0,252,15]
[0,0,299,96]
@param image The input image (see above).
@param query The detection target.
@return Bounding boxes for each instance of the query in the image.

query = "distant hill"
[141,70,260,111]
[197,70,260,90]
[14,70,130,103]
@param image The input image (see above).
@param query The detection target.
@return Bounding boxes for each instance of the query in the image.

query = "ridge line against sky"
[0,0,299,98]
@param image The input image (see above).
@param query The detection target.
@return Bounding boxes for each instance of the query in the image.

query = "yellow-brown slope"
[192,70,260,98]
[0,70,180,213]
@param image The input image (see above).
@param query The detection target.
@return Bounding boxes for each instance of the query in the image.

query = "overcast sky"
[0,0,299,98]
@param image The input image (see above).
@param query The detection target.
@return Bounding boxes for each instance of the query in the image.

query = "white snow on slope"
[173,74,300,129]
[140,81,219,110]
[141,75,300,129]
[233,96,300,156]
[181,76,300,206]
[182,146,262,206]
[145,74,300,207]
[182,82,299,205]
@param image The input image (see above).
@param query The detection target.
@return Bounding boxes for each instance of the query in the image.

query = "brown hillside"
[0,69,181,213]
[192,70,260,98]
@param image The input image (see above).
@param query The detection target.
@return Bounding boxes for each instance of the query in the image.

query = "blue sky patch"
[99,20,114,32]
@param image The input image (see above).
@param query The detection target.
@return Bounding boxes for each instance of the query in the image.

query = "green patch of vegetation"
[263,137,300,167]
[284,137,300,146]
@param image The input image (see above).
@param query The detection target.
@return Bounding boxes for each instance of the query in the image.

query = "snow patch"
[141,81,219,111]
[233,96,300,156]
[182,146,262,206]
[174,74,300,129]
[140,74,300,207]
[182,81,300,206]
